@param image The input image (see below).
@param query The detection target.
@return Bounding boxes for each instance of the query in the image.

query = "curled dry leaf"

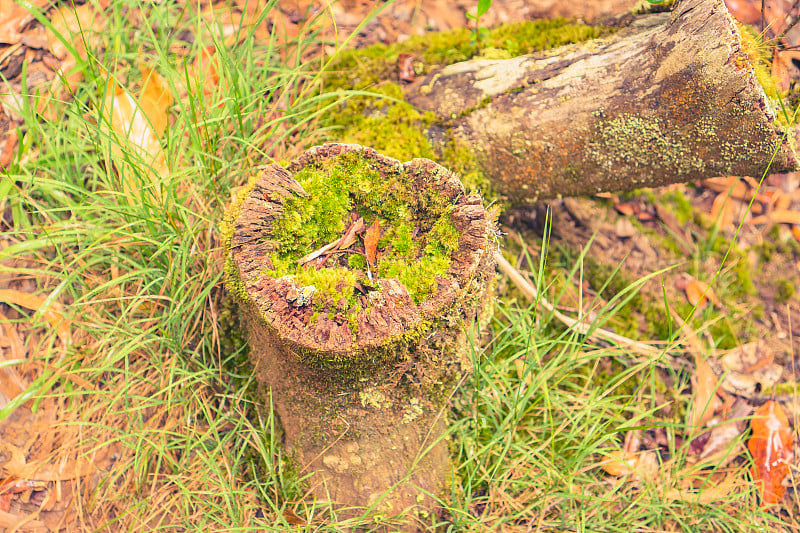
[749,401,793,505]
[696,400,751,463]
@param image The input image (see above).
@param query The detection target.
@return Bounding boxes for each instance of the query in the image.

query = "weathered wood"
[226,143,497,526]
[407,0,798,204]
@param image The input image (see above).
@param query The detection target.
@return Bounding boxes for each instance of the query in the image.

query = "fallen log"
[225,143,496,525]
[399,0,798,204]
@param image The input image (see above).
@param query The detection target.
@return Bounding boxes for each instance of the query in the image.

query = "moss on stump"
[225,143,497,524]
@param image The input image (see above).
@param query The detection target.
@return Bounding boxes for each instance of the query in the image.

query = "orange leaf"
[685,279,719,308]
[364,219,381,267]
[0,289,69,344]
[748,401,793,505]
[138,66,172,138]
[100,70,171,200]
[614,202,635,216]
[710,192,734,230]
[792,225,800,243]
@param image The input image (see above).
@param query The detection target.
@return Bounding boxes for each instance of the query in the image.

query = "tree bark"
[225,144,497,526]
[407,0,799,204]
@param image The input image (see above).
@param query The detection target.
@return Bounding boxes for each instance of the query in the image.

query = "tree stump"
[224,143,497,524]
[407,0,798,204]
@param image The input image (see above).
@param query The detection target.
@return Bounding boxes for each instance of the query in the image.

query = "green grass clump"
[267,152,459,305]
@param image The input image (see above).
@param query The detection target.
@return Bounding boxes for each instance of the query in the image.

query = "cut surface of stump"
[225,143,496,524]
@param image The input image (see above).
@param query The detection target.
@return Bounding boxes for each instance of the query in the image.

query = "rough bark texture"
[408,0,799,204]
[226,144,497,525]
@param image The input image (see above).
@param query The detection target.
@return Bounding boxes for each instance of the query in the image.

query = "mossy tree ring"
[226,143,496,523]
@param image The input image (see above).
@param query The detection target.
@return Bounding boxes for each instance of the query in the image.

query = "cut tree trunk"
[225,143,496,526]
[407,0,799,205]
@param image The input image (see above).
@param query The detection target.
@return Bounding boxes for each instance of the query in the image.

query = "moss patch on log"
[265,151,460,308]
[319,19,615,196]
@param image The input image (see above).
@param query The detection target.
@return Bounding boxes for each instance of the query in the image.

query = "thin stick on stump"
[225,143,497,524]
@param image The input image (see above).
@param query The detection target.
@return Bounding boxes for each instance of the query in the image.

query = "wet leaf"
[749,401,793,505]
[364,219,381,267]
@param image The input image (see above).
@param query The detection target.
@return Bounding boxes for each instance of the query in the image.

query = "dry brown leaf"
[614,202,635,216]
[46,3,103,61]
[397,53,415,83]
[100,70,171,201]
[599,449,658,478]
[715,341,783,397]
[0,310,29,403]
[792,225,800,243]
[0,289,69,345]
[0,0,50,45]
[710,191,734,230]
[684,278,719,308]
[137,66,172,138]
[690,355,721,431]
[664,468,741,504]
[364,219,381,267]
[749,401,793,505]
[0,440,116,482]
[751,209,800,226]
[282,507,306,526]
[698,401,751,462]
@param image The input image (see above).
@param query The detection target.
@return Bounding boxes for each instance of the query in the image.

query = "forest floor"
[3,0,800,531]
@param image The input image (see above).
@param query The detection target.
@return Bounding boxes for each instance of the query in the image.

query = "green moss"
[319,19,614,198]
[660,188,693,225]
[775,278,795,303]
[326,19,613,92]
[267,152,460,309]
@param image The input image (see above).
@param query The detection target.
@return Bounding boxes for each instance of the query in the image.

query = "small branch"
[494,251,690,368]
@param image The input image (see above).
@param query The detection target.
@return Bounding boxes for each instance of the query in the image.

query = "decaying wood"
[407,0,799,204]
[227,143,497,525]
